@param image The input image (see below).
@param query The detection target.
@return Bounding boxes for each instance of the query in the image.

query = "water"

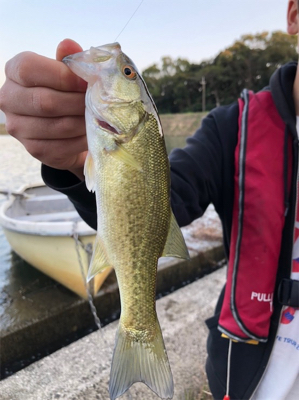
[0,136,54,378]
[0,135,43,311]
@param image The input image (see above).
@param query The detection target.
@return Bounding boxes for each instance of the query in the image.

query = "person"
[1,1,298,398]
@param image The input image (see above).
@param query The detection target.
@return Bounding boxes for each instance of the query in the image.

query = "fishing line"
[114,0,146,41]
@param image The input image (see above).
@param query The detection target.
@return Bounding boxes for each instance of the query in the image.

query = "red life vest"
[218,89,290,342]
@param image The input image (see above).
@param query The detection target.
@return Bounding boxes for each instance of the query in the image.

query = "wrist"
[68,167,85,181]
[42,164,83,189]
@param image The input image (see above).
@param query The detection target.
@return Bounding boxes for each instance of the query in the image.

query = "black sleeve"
[170,103,239,228]
[41,165,98,230]
[42,103,239,235]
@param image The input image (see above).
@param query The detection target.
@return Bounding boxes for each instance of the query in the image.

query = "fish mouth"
[96,118,119,135]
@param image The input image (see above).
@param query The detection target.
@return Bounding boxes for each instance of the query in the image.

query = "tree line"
[142,31,297,113]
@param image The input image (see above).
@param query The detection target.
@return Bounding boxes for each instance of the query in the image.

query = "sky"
[0,0,291,93]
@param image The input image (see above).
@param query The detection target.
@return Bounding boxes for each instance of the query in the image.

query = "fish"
[63,43,190,400]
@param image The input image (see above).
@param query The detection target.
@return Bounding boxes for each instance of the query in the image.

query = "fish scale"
[63,43,189,400]
[98,113,169,335]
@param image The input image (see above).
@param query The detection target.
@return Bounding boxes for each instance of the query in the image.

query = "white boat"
[0,183,112,299]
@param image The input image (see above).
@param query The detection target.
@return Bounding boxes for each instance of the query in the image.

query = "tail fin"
[109,319,174,400]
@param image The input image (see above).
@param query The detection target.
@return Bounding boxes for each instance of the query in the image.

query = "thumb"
[56,38,83,61]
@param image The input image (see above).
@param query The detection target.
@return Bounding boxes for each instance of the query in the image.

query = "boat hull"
[0,184,112,299]
[3,228,112,299]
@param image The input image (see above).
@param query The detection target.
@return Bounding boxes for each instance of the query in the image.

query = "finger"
[1,80,85,117]
[5,51,87,92]
[56,39,88,95]
[5,113,86,141]
[56,38,83,61]
[21,136,88,171]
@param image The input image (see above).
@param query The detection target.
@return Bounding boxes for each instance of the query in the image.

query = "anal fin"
[162,212,190,260]
[87,235,113,282]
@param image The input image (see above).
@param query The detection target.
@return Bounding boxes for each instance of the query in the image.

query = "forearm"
[42,164,97,230]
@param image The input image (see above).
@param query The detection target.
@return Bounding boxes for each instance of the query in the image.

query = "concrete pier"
[0,267,226,400]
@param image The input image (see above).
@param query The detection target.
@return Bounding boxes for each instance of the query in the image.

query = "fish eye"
[123,65,137,80]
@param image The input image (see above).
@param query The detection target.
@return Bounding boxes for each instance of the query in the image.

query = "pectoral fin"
[84,151,96,192]
[162,212,190,260]
[108,144,142,171]
[87,236,113,282]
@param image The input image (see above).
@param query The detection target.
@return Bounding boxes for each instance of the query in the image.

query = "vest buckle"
[278,278,299,307]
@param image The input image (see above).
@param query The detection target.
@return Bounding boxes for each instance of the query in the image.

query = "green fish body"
[63,43,189,400]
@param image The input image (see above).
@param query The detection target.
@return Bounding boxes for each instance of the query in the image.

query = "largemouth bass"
[63,43,189,400]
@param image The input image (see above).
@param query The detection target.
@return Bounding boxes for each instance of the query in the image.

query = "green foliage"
[142,31,297,113]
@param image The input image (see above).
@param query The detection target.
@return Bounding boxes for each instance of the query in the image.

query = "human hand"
[0,39,88,180]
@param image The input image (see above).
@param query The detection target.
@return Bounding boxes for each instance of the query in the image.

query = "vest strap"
[278,279,299,307]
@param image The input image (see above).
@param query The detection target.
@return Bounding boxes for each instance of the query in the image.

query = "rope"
[72,223,105,339]
[223,339,233,400]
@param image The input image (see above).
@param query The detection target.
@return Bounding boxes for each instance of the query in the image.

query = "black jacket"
[42,62,298,399]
